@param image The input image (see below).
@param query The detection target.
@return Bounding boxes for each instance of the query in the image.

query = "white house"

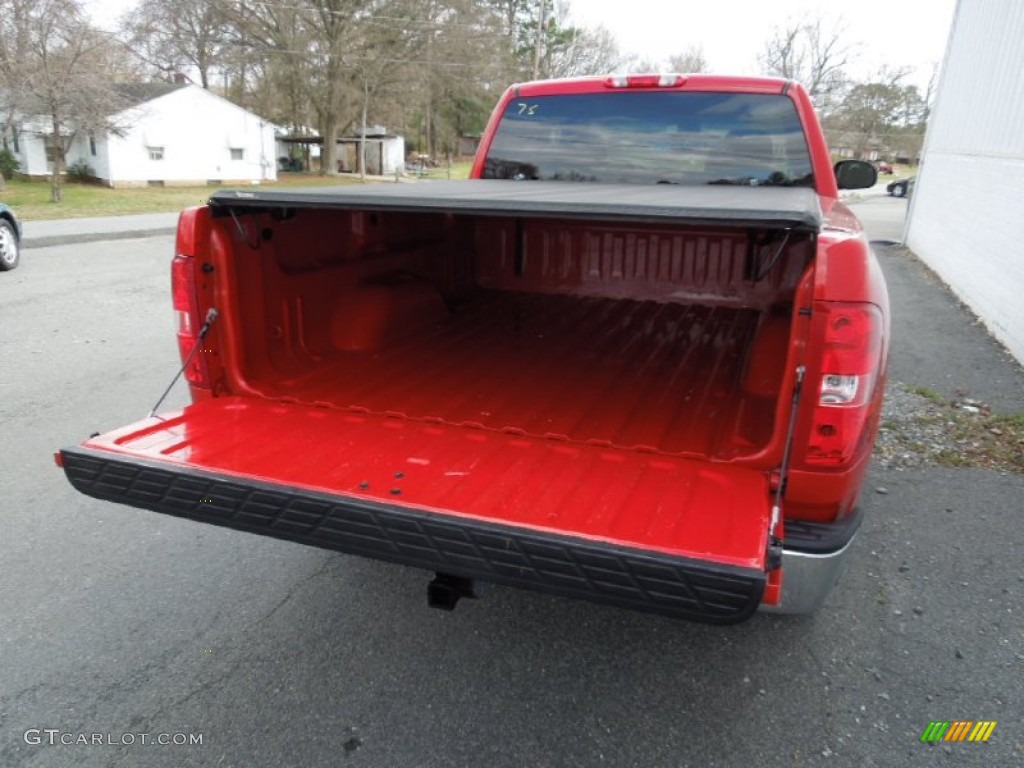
[905,0,1024,364]
[6,83,277,187]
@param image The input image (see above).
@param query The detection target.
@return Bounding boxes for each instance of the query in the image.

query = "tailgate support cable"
[229,208,261,250]
[753,228,793,282]
[768,364,805,570]
[148,308,219,418]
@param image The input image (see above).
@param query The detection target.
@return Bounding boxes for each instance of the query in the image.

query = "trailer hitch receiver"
[427,573,481,611]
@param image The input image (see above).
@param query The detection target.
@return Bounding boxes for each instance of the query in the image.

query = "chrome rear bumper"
[761,509,863,614]
[761,535,858,614]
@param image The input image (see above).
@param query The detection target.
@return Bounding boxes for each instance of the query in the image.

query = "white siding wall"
[64,132,111,179]
[105,86,277,185]
[17,136,49,176]
[90,132,112,180]
[905,0,1024,363]
[382,136,405,175]
[13,120,51,176]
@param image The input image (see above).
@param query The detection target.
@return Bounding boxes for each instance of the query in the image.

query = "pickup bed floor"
[260,292,765,458]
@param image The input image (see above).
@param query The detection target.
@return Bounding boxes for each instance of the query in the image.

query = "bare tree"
[760,25,803,80]
[921,61,940,123]
[829,67,923,158]
[624,45,706,75]
[666,45,707,74]
[759,16,853,111]
[546,24,624,78]
[625,57,659,73]
[121,0,232,89]
[0,0,135,201]
[419,1,523,157]
[158,0,627,169]
[232,0,512,164]
[225,3,311,131]
[347,0,431,172]
[0,0,34,186]
[233,0,372,176]
[481,0,624,81]
[0,93,17,189]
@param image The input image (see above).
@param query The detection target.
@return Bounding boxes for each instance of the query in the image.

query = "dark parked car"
[877,162,894,174]
[887,177,915,198]
[0,202,21,271]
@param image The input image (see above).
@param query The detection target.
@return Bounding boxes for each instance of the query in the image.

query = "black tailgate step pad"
[62,446,765,624]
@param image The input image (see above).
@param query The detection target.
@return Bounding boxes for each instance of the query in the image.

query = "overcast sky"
[87,0,957,90]
[566,0,957,89]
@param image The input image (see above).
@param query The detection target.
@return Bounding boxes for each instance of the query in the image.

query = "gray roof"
[113,82,189,109]
[2,81,189,120]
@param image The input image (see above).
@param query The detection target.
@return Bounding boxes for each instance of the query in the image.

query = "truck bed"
[254,290,771,457]
[61,191,817,623]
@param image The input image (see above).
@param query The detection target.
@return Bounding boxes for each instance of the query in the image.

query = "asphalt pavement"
[1,196,1021,767]
[848,190,907,243]
[20,212,179,249]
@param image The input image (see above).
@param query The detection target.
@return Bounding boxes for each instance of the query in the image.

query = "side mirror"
[834,160,878,190]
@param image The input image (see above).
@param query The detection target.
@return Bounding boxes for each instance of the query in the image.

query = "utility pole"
[532,0,547,80]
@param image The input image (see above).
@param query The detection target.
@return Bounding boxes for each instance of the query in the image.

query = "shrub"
[66,159,96,183]
[0,147,19,179]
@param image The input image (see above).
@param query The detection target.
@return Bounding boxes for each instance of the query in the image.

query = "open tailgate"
[61,397,775,624]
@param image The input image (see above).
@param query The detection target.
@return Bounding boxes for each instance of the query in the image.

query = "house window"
[89,135,97,156]
[147,146,164,161]
[230,148,244,161]
[44,138,61,164]
[12,129,18,154]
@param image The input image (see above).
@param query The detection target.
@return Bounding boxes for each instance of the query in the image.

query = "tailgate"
[60,397,774,623]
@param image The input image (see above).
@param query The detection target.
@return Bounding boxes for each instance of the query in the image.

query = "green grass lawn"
[2,167,472,221]
[418,160,474,180]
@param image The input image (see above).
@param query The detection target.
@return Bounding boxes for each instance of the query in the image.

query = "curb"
[23,227,177,250]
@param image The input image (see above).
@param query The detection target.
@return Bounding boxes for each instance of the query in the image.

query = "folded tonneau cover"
[209,180,823,231]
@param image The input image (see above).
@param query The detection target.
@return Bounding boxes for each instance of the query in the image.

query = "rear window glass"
[482,91,814,187]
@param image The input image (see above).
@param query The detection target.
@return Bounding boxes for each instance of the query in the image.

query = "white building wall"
[12,119,51,176]
[90,131,112,180]
[105,85,277,186]
[382,136,405,175]
[64,131,111,179]
[905,0,1024,363]
[17,136,48,176]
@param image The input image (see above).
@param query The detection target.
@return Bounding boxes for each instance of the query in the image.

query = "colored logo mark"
[920,721,996,742]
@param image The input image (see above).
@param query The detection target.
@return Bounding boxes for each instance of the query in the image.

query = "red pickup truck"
[59,74,886,624]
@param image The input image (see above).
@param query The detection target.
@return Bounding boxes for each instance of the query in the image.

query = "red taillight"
[171,254,194,313]
[604,74,684,89]
[804,303,883,466]
[171,253,210,388]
